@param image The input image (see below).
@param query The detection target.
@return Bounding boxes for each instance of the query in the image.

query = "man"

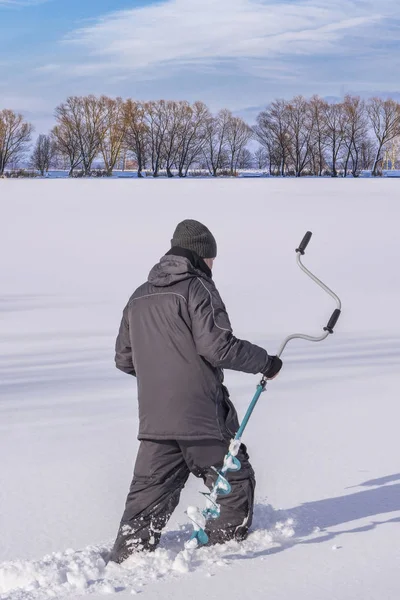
[109,219,282,564]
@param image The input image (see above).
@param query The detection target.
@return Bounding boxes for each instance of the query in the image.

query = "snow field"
[1,179,399,599]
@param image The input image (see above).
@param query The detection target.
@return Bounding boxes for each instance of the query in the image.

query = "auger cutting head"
[185,448,243,548]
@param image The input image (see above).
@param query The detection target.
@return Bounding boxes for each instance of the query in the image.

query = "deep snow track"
[0,506,295,598]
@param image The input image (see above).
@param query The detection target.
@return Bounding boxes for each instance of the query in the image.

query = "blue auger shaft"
[234,379,267,440]
[204,380,267,511]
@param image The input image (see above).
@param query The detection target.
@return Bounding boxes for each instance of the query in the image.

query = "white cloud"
[4,0,400,132]
[34,63,61,73]
[63,0,386,77]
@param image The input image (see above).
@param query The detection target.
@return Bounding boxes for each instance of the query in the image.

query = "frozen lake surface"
[1,179,399,599]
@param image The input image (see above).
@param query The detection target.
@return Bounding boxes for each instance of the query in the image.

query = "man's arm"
[188,278,269,374]
[115,304,136,376]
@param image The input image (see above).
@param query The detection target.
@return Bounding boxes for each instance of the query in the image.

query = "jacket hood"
[148,254,211,288]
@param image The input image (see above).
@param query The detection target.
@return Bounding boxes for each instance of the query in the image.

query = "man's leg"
[180,440,255,545]
[109,440,189,563]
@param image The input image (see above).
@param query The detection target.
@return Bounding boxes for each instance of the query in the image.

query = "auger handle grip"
[324,308,341,334]
[296,231,313,255]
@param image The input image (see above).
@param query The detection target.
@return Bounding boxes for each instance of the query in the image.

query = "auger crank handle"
[296,231,312,255]
[324,308,341,334]
[277,231,342,356]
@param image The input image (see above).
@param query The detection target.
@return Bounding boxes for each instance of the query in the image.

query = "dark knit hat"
[171,219,217,258]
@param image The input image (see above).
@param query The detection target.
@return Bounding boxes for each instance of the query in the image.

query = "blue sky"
[1,0,400,132]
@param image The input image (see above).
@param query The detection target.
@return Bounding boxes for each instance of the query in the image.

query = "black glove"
[262,355,283,379]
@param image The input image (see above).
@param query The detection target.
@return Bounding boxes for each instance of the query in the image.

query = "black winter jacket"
[115,250,269,440]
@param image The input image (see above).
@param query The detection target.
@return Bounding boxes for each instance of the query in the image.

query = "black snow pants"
[109,439,255,563]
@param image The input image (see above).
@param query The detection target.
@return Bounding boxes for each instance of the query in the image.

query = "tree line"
[1,94,400,177]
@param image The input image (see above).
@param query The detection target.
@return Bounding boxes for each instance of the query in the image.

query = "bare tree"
[99,97,126,176]
[54,98,84,174]
[144,100,170,176]
[367,98,400,176]
[254,146,268,170]
[174,101,209,177]
[285,96,314,177]
[162,101,189,177]
[255,100,290,176]
[253,120,281,175]
[51,120,82,176]
[253,121,272,172]
[0,110,33,175]
[225,114,253,175]
[54,96,108,176]
[359,138,376,171]
[340,96,369,177]
[308,96,328,176]
[236,148,254,170]
[323,102,346,177]
[123,100,149,177]
[202,110,231,176]
[30,134,55,175]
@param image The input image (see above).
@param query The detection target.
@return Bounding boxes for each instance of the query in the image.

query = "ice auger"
[186,231,342,549]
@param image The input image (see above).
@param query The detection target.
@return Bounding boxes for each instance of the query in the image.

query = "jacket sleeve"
[188,277,269,374]
[115,304,136,376]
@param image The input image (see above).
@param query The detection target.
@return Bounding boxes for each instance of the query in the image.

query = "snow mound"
[0,505,294,599]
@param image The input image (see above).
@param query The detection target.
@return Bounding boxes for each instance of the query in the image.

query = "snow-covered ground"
[1,179,399,600]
